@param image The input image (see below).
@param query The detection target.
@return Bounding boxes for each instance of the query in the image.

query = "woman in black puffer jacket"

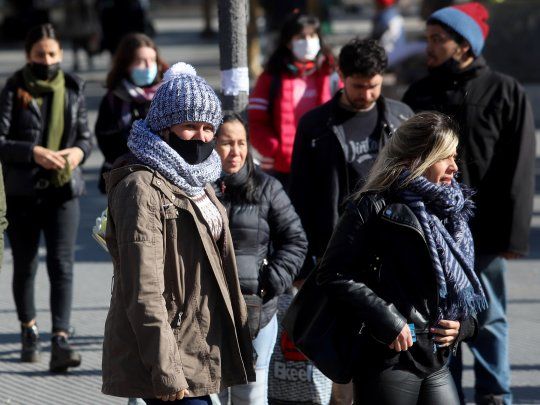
[214,114,307,405]
[0,24,93,373]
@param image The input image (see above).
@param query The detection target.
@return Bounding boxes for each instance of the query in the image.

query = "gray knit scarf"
[395,172,487,321]
[127,119,221,196]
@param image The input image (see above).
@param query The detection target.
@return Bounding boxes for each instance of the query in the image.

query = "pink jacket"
[248,65,338,174]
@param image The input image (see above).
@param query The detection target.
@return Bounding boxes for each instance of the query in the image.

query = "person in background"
[0,23,93,372]
[95,32,167,193]
[371,0,405,64]
[213,114,307,405]
[102,62,255,404]
[96,0,155,55]
[61,0,101,72]
[248,11,338,189]
[290,38,412,279]
[403,4,535,404]
[371,0,426,69]
[317,112,485,404]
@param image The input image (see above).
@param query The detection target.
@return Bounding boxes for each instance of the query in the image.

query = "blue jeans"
[217,314,278,405]
[450,255,512,404]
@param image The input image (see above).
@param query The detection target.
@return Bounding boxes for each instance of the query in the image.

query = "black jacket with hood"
[403,57,535,255]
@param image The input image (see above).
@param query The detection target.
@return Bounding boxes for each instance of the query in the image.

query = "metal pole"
[218,0,249,114]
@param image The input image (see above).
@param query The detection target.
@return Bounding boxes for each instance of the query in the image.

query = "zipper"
[358,322,365,335]
[172,310,183,328]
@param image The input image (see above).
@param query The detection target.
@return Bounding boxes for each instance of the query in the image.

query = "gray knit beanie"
[145,62,222,132]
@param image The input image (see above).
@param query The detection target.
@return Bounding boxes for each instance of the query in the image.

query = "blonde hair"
[354,112,459,199]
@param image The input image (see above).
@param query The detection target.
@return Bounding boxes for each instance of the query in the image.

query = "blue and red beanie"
[428,2,490,57]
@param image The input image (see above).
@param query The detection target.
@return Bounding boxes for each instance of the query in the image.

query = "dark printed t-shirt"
[341,103,380,188]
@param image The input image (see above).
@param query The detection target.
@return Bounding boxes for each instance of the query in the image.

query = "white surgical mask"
[291,36,321,62]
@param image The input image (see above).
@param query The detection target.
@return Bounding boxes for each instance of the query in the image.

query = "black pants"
[7,196,80,333]
[353,366,459,405]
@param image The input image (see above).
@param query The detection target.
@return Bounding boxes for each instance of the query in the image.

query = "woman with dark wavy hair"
[316,112,486,404]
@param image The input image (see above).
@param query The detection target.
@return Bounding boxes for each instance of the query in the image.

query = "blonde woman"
[315,112,487,404]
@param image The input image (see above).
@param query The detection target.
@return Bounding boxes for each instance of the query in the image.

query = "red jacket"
[248,64,338,174]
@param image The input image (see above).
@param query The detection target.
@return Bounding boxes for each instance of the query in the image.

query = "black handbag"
[282,269,364,384]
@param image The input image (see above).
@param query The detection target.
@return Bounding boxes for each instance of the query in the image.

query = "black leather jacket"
[317,193,477,376]
[0,69,93,197]
[214,168,308,328]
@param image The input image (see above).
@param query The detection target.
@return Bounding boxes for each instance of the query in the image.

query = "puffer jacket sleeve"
[248,72,280,158]
[109,176,187,396]
[72,80,93,163]
[259,176,308,300]
[316,199,406,345]
[0,78,35,164]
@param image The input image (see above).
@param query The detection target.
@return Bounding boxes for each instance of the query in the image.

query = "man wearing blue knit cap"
[403,3,535,405]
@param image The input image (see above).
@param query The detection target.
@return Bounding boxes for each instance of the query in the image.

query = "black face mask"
[30,62,60,81]
[168,133,216,165]
[428,57,462,76]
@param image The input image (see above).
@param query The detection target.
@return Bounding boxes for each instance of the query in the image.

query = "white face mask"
[291,36,321,62]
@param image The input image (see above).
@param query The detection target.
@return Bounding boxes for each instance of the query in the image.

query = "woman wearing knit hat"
[101,62,255,404]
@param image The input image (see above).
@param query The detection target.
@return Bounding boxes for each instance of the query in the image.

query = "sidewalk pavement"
[0,6,539,405]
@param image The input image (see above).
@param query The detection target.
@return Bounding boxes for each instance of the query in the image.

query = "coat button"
[171,195,176,200]
[156,180,161,185]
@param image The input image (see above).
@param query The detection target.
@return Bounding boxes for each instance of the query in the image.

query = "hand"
[260,156,275,171]
[389,324,413,352]
[33,145,66,170]
[157,389,189,401]
[58,147,84,169]
[431,319,460,347]
[500,251,522,260]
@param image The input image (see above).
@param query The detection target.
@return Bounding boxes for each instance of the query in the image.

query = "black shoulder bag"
[281,268,366,384]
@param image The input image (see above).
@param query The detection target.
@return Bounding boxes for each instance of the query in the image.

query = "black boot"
[49,334,82,373]
[21,323,41,362]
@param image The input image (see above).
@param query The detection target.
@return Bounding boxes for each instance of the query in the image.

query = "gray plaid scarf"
[127,119,221,196]
[396,172,487,321]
